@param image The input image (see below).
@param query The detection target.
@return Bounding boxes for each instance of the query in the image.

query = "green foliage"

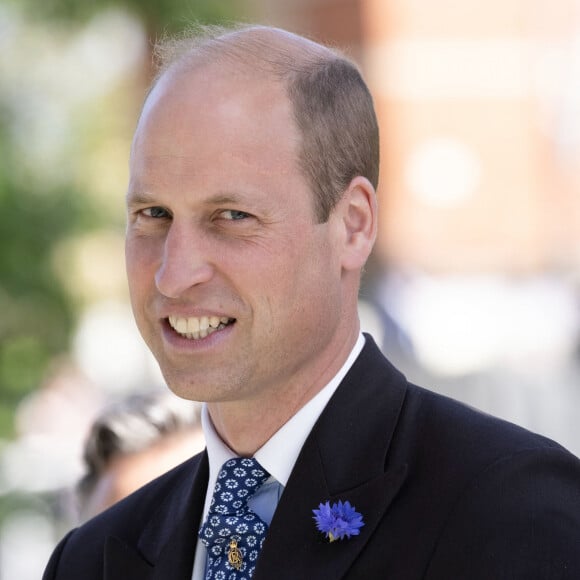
[0,0,244,439]
[0,105,95,438]
[17,0,245,34]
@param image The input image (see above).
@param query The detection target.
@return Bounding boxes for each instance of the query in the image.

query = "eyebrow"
[205,193,247,205]
[126,190,156,205]
[125,190,251,207]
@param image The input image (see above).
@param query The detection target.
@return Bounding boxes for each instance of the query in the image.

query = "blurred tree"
[0,0,245,439]
[0,102,96,438]
[17,0,244,36]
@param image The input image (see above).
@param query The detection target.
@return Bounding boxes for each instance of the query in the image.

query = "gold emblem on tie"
[228,538,243,570]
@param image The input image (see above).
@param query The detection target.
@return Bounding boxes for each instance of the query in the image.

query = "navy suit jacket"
[44,337,580,579]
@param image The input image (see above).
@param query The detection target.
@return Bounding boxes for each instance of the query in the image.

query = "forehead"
[131,63,300,180]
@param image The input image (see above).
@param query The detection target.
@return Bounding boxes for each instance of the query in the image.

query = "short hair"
[77,391,201,504]
[151,24,379,222]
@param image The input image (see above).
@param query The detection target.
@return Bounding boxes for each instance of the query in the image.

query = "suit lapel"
[255,336,409,580]
[254,437,407,580]
[104,452,209,580]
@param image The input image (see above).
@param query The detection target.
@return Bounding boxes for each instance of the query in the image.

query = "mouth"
[167,315,235,340]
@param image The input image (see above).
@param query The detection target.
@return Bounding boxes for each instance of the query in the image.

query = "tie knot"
[209,457,270,516]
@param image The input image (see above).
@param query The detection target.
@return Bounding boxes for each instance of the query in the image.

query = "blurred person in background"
[76,391,204,521]
[44,24,580,580]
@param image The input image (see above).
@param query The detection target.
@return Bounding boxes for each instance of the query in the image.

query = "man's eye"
[142,207,170,218]
[220,210,250,221]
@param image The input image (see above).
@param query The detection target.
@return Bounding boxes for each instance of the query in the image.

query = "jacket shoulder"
[391,383,580,577]
[43,451,207,579]
[400,381,571,465]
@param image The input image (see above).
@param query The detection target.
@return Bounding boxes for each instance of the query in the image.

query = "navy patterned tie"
[199,457,270,579]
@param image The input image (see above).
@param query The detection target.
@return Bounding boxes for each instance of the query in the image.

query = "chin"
[161,374,217,403]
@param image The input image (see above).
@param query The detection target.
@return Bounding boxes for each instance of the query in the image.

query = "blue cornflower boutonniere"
[312,500,365,542]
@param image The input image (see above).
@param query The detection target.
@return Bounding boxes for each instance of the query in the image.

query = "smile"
[168,315,235,340]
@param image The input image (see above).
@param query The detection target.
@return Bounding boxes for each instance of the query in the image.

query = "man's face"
[126,65,347,406]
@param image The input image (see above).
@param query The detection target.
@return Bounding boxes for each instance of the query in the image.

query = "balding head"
[147,25,379,222]
[154,25,332,77]
[125,24,378,445]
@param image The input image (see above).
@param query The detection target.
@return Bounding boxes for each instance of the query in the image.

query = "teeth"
[168,315,233,340]
[175,318,188,334]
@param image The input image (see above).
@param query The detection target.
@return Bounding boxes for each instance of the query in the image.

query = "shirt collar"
[202,333,365,492]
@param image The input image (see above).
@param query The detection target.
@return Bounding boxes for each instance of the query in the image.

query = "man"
[44,25,580,579]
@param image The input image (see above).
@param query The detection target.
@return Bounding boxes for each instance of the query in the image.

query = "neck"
[207,329,360,456]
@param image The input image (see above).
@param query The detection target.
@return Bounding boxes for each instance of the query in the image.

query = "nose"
[155,222,214,298]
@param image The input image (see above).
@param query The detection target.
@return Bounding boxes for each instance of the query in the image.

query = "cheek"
[297,242,343,313]
[125,251,159,330]
[266,243,338,316]
[126,239,158,290]
[125,254,144,301]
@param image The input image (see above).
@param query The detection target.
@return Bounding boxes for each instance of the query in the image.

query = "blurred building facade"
[258,0,580,272]
[255,0,580,455]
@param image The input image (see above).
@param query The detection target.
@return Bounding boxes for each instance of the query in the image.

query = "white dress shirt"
[191,333,365,580]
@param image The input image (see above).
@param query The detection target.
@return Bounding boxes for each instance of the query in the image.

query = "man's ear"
[337,176,378,271]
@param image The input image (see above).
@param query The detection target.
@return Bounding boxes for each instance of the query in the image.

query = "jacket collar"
[254,335,409,580]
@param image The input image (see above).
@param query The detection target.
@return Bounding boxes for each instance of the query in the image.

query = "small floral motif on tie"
[199,458,270,580]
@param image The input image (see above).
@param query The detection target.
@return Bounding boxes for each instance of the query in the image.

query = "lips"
[167,315,235,340]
